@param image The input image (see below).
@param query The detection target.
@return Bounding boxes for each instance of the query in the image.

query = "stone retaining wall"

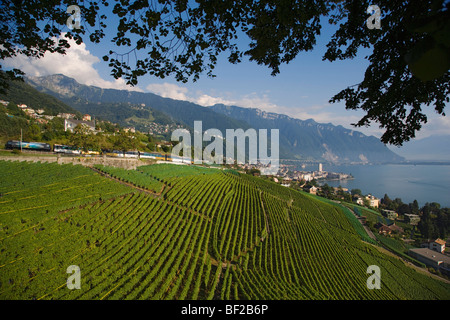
[0,155,154,170]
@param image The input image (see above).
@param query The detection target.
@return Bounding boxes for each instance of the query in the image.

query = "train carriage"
[6,140,51,152]
[139,152,166,160]
[124,151,139,158]
[53,144,81,155]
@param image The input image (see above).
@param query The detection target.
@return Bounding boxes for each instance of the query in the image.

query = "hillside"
[388,135,450,161]
[0,76,79,116]
[26,74,251,134]
[1,160,448,300]
[26,74,404,163]
[63,100,182,136]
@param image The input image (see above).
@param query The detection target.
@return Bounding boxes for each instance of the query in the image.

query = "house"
[309,186,318,195]
[375,223,392,235]
[421,238,446,254]
[365,194,380,208]
[304,185,318,195]
[408,248,450,275]
[387,223,404,234]
[375,222,404,235]
[23,107,35,115]
[382,209,398,220]
[355,196,364,206]
[404,213,420,225]
[64,119,96,133]
[36,118,49,124]
[432,239,447,253]
[123,127,136,134]
[57,113,76,119]
[82,114,92,121]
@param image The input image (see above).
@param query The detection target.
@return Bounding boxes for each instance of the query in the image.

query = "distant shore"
[319,176,355,182]
[396,161,450,166]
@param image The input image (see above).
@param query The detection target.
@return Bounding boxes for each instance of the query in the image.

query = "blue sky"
[3,3,449,155]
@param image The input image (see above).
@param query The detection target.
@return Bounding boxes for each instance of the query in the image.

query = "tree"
[1,1,449,145]
[381,194,393,209]
[113,130,139,155]
[69,124,97,152]
[417,202,449,240]
[319,183,334,199]
[398,203,411,215]
[363,198,371,208]
[410,199,420,215]
[161,144,170,153]
[25,124,42,141]
[6,103,25,117]
[351,188,362,196]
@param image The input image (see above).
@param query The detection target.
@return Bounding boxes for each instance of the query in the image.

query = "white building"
[421,239,446,254]
[356,196,364,206]
[124,127,136,134]
[58,113,76,119]
[404,213,421,225]
[64,119,96,133]
[365,194,380,208]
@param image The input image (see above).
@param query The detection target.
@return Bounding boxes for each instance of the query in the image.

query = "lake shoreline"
[293,163,450,208]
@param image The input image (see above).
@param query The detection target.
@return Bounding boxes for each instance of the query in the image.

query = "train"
[5,140,188,162]
[5,140,51,152]
[53,144,81,155]
[107,150,190,163]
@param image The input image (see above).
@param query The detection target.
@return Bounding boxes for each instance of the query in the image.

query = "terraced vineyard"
[1,160,449,300]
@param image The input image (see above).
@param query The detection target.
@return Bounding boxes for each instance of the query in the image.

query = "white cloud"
[195,94,230,106]
[146,83,189,101]
[146,82,237,107]
[2,35,142,92]
[413,113,450,139]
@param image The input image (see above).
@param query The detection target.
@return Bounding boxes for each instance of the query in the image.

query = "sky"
[2,3,449,157]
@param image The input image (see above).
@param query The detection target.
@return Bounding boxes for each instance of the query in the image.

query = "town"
[237,161,353,188]
[0,100,183,139]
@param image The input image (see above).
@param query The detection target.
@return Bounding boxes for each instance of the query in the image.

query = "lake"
[298,163,450,208]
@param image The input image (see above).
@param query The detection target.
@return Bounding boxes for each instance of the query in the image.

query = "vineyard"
[1,160,449,300]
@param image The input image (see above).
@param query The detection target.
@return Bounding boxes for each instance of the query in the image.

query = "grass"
[0,150,57,157]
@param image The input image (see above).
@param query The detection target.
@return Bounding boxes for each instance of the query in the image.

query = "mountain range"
[25,74,403,164]
[388,135,450,162]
